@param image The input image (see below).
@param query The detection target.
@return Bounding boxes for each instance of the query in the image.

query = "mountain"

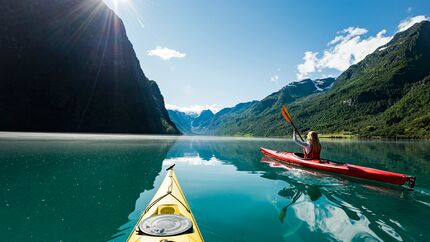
[167,102,257,135]
[167,110,198,134]
[287,21,430,138]
[206,78,335,136]
[204,21,430,138]
[190,109,214,134]
[0,0,179,134]
[192,110,214,127]
[170,21,430,139]
[202,101,259,135]
[167,78,335,136]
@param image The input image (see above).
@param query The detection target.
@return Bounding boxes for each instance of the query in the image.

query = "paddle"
[278,189,302,223]
[281,105,304,142]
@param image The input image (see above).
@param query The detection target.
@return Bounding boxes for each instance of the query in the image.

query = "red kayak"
[260,147,416,188]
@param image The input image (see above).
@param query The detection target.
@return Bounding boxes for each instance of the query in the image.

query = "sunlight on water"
[163,156,222,166]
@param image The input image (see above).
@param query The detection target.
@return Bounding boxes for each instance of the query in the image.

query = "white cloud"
[270,75,279,83]
[397,15,429,32]
[147,46,186,60]
[165,103,223,114]
[296,27,391,79]
[296,15,429,80]
[320,29,391,71]
[297,51,319,79]
[329,27,368,45]
[270,68,282,84]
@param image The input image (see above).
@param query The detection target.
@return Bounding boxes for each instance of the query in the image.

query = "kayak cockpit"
[292,153,342,165]
[292,153,306,159]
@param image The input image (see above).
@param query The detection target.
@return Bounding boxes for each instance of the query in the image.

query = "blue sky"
[103,0,429,113]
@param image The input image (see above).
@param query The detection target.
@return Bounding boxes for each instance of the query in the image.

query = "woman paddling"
[293,130,321,159]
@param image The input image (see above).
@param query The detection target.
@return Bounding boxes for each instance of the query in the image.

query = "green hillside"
[168,21,430,139]
[201,21,430,139]
[288,21,430,138]
[210,78,335,136]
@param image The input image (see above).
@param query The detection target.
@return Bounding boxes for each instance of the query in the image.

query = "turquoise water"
[0,133,429,241]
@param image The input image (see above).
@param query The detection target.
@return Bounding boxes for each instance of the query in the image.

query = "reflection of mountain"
[163,138,429,241]
[259,156,429,241]
[166,139,428,181]
[275,183,381,242]
[0,137,174,242]
[165,138,273,171]
[260,157,408,241]
[322,141,430,173]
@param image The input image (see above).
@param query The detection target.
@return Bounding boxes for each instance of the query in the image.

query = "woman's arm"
[293,130,310,153]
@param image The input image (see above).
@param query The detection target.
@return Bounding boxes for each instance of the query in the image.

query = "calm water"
[1,133,429,242]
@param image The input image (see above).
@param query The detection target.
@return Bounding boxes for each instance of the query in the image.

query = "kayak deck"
[260,147,415,188]
[127,166,204,242]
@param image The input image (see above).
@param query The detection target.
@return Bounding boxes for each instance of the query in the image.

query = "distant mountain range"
[0,0,179,134]
[169,78,335,135]
[167,110,198,135]
[169,21,430,138]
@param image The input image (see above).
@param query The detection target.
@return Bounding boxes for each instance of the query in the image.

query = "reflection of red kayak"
[260,147,416,188]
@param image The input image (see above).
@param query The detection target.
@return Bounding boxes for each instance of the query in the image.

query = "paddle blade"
[281,107,291,123]
[278,206,287,223]
[282,105,293,121]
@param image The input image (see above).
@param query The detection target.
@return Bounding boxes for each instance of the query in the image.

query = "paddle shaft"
[281,105,305,142]
[291,121,305,142]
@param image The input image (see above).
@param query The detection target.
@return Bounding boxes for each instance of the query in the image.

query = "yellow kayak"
[127,165,204,242]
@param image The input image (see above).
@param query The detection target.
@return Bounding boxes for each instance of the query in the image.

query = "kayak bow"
[260,147,416,188]
[127,165,204,242]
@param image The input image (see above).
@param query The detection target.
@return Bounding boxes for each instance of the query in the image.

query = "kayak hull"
[127,168,204,242]
[260,147,415,188]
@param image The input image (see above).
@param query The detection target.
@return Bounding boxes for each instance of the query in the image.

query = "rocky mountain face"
[192,110,214,127]
[167,109,215,135]
[0,0,178,134]
[167,110,198,135]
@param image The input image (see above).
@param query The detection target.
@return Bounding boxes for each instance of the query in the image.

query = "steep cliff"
[0,0,178,134]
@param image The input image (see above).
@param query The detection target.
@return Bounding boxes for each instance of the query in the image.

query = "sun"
[113,0,128,5]
[113,0,128,10]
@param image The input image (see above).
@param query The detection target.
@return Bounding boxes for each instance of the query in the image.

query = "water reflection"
[2,135,430,242]
[161,138,430,241]
[0,134,174,242]
[259,156,424,241]
[163,156,222,166]
[262,157,382,241]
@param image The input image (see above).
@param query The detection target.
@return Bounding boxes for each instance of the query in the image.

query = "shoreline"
[0,131,428,141]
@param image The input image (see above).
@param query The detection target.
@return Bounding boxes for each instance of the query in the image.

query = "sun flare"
[113,0,128,11]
